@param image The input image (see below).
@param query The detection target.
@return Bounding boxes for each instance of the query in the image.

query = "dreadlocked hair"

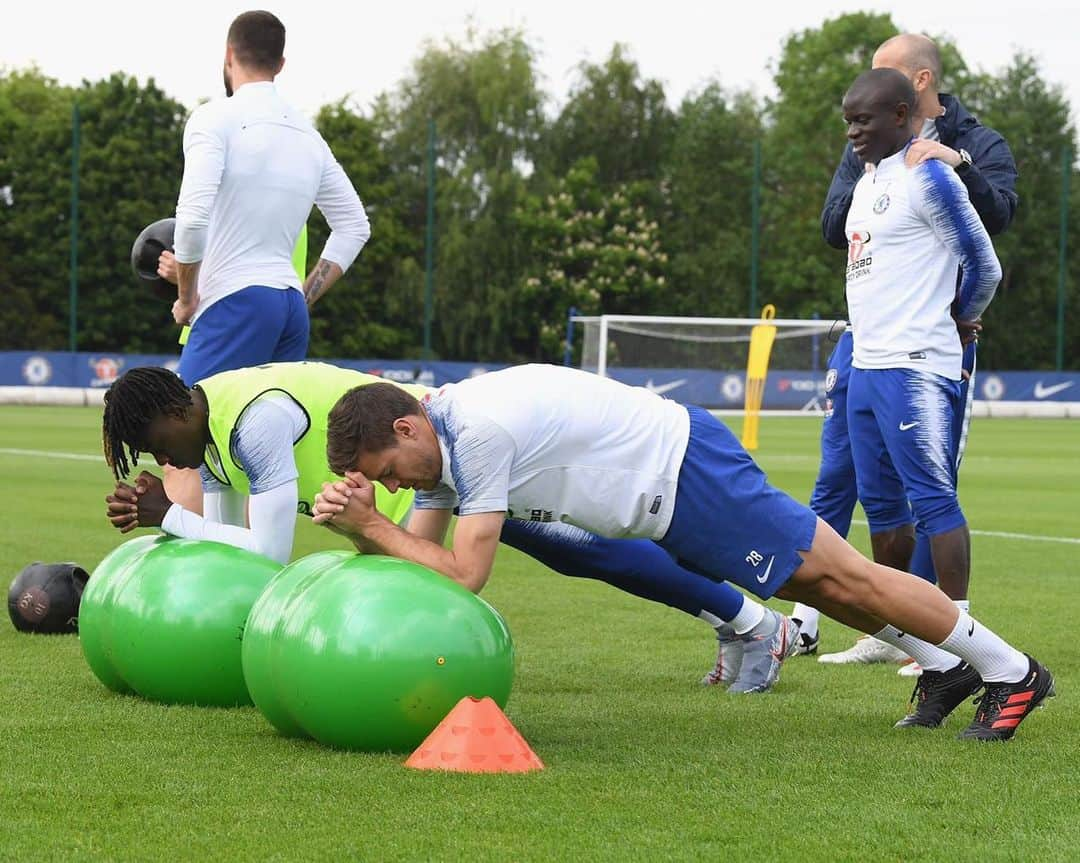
[103,366,192,480]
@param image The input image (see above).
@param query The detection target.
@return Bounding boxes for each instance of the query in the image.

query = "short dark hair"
[102,367,192,480]
[847,68,916,113]
[326,383,424,475]
[227,10,285,73]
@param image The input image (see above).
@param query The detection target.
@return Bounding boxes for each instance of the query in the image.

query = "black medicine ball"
[7,563,89,634]
[130,217,176,300]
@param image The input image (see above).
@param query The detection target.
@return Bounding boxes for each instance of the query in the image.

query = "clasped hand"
[105,471,172,532]
[312,472,378,536]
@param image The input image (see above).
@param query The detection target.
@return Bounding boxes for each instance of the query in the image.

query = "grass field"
[1,406,1078,861]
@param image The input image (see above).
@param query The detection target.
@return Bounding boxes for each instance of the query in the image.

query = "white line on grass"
[0,447,100,462]
[3,446,1078,546]
[850,519,1080,546]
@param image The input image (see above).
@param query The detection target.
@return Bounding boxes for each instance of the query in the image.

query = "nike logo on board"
[645,378,687,396]
[1033,381,1074,399]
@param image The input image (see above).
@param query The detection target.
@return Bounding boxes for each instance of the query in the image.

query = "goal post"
[571,312,839,428]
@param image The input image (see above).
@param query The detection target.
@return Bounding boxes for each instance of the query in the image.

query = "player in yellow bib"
[102,362,798,693]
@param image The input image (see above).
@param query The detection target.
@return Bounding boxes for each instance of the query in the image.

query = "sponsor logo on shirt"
[846,231,872,281]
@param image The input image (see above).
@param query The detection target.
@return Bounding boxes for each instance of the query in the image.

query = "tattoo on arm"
[305,261,333,306]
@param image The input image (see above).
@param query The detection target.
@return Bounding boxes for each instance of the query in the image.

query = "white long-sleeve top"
[173,81,370,322]
[845,144,1001,380]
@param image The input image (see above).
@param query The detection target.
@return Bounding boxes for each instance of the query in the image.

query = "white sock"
[874,626,959,673]
[938,612,1029,683]
[953,599,970,614]
[791,603,820,637]
[728,599,766,635]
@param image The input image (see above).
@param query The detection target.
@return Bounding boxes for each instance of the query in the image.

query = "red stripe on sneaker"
[991,717,1023,729]
[1006,691,1034,705]
[999,705,1028,718]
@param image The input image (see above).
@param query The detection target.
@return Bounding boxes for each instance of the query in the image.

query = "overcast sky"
[3,0,1077,122]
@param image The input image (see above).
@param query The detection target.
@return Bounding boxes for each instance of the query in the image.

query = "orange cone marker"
[405,696,544,773]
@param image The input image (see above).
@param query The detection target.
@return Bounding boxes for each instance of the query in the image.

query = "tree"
[513,157,667,360]
[308,100,424,358]
[0,70,186,352]
[759,12,900,320]
[541,45,674,191]
[0,69,78,349]
[72,74,186,352]
[377,27,547,360]
[956,55,1078,369]
[663,84,763,317]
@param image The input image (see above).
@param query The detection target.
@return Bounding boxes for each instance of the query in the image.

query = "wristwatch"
[956,148,974,175]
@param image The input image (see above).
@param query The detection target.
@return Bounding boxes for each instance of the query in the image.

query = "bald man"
[795,34,1019,674]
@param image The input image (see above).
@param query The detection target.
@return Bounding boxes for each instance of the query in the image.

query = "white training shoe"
[817,635,910,665]
[897,661,924,677]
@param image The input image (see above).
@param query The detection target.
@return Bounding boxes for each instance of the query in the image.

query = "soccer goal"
[570,310,839,421]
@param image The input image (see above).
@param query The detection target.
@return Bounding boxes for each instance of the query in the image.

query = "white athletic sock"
[938,612,1029,683]
[791,603,820,637]
[873,626,959,673]
[953,599,970,614]
[728,599,766,635]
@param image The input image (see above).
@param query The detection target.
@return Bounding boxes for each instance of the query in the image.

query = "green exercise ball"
[240,549,354,737]
[79,536,282,706]
[242,553,514,752]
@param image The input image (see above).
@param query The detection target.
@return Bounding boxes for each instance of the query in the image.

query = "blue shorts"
[808,330,858,536]
[178,286,309,385]
[848,367,966,537]
[658,406,819,599]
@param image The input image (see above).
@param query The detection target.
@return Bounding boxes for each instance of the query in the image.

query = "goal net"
[573,313,839,414]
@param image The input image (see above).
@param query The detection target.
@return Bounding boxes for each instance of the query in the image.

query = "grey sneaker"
[700,624,744,686]
[728,611,800,694]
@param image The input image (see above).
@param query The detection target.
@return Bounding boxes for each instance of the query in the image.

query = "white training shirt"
[173,81,370,322]
[414,365,691,541]
[845,144,1001,380]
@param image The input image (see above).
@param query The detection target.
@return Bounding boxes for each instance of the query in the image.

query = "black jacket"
[820,93,1019,249]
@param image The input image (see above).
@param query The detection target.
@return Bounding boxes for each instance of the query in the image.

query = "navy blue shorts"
[848,367,966,537]
[178,286,309,385]
[808,330,858,536]
[657,407,819,599]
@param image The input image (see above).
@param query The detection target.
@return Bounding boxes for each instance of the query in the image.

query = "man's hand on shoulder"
[905,139,962,170]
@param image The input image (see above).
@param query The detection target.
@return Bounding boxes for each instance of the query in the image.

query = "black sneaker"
[894,661,983,728]
[958,656,1056,742]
